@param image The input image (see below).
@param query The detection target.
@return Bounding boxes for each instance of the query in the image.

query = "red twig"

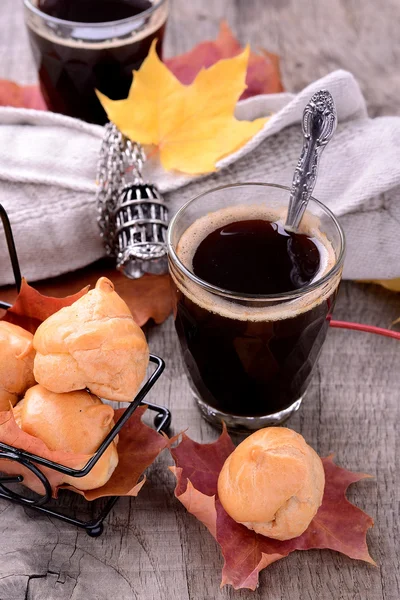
[330,320,400,340]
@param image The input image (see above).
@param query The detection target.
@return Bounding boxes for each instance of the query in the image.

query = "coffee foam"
[173,205,340,323]
[28,1,167,49]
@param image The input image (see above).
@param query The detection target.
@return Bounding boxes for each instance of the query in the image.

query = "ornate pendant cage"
[96,123,169,279]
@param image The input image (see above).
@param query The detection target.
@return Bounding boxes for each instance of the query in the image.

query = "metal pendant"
[96,123,169,279]
[115,183,168,278]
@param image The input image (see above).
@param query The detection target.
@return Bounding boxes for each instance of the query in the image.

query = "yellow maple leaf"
[96,41,268,174]
[360,277,400,292]
[360,278,400,326]
[371,278,400,292]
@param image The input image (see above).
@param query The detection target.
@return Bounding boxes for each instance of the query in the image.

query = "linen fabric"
[0,70,399,285]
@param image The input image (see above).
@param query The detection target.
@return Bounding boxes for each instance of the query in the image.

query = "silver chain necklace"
[96,123,169,279]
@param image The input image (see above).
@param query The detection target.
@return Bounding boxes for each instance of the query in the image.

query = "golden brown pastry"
[217,427,325,541]
[0,322,36,411]
[15,384,118,490]
[33,277,149,402]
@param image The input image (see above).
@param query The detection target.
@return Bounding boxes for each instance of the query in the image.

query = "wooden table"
[0,1,399,599]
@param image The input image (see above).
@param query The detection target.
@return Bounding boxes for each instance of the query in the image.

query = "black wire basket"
[0,204,171,536]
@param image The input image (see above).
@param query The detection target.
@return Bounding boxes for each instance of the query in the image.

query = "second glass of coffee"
[168,183,345,432]
[24,0,168,124]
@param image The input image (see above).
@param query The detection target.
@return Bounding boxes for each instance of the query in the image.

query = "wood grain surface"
[0,1,399,599]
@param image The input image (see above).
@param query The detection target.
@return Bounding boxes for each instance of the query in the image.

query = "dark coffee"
[192,219,321,294]
[26,0,166,124]
[173,218,338,417]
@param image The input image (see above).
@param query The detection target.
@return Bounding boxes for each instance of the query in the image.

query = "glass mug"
[168,183,345,432]
[23,0,169,124]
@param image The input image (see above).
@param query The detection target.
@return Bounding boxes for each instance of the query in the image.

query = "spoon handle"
[285,89,337,232]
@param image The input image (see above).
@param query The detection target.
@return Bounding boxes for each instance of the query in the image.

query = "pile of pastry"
[0,277,150,490]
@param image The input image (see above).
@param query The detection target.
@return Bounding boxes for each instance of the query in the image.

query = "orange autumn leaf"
[0,405,168,500]
[97,42,268,174]
[1,267,172,328]
[365,278,400,292]
[122,273,173,327]
[1,278,89,333]
[0,80,47,110]
[1,271,173,330]
[165,21,283,100]
[170,428,375,590]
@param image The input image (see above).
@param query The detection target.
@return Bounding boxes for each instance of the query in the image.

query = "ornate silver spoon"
[285,89,337,232]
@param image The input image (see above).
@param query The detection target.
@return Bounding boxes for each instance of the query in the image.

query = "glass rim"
[23,0,167,29]
[167,182,346,302]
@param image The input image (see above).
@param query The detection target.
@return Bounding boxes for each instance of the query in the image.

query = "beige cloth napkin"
[0,70,399,286]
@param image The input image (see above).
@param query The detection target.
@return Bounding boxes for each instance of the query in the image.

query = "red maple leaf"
[0,80,47,110]
[0,405,168,499]
[1,278,89,333]
[0,270,173,330]
[165,21,283,100]
[170,428,375,590]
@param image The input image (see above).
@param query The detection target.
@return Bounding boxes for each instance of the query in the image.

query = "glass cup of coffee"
[168,183,345,432]
[23,0,169,124]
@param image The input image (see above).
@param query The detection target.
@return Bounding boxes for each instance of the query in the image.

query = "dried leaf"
[97,42,268,174]
[1,278,89,333]
[170,472,218,537]
[121,273,173,327]
[0,405,168,500]
[0,267,173,328]
[64,405,169,500]
[171,428,234,496]
[165,21,283,100]
[244,48,284,99]
[366,278,400,292]
[171,430,375,590]
[0,80,47,110]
